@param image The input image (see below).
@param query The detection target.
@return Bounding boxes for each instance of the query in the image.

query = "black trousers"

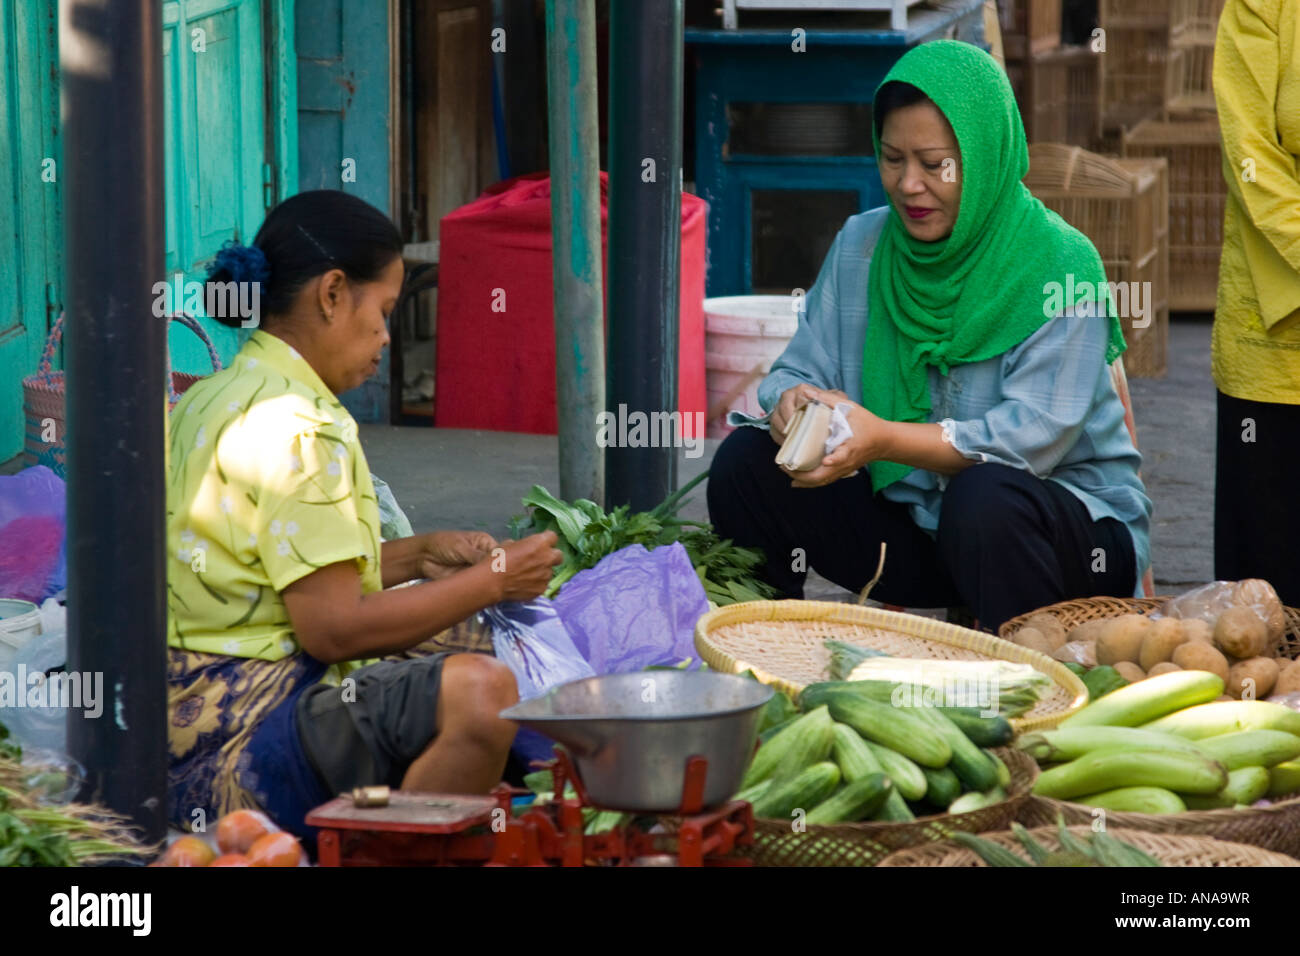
[1215,390,1300,605]
[706,426,1137,633]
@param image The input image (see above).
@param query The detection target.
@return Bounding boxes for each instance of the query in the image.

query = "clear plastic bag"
[1151,579,1285,643]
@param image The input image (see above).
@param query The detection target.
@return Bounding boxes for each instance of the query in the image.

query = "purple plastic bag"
[552,542,709,674]
[0,466,66,604]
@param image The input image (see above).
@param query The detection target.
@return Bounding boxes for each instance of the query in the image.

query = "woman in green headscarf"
[707,40,1151,631]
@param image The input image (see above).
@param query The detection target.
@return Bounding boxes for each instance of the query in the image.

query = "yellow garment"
[1211,0,1300,403]
[166,329,382,666]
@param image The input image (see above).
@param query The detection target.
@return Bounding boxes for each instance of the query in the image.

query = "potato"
[1171,641,1230,683]
[1233,578,1285,648]
[1182,618,1214,644]
[1138,617,1187,672]
[1146,661,1182,678]
[1096,614,1151,666]
[1067,619,1110,646]
[1214,606,1270,659]
[1215,695,1235,702]
[1011,626,1054,655]
[1226,657,1280,700]
[1275,660,1300,698]
[1113,661,1146,683]
[1053,640,1097,668]
[1024,613,1067,650]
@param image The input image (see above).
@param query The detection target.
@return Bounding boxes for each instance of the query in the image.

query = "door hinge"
[263,162,276,210]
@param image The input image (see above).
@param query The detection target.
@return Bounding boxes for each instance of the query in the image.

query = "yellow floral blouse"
[166,329,383,664]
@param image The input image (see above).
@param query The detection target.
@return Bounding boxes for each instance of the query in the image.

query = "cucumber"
[1197,730,1300,770]
[1017,726,1208,764]
[1032,746,1228,800]
[825,693,951,768]
[941,708,1014,747]
[750,761,841,820]
[1142,700,1300,740]
[758,714,800,745]
[731,779,775,805]
[1059,670,1225,728]
[741,705,834,788]
[861,739,928,801]
[913,705,999,791]
[1183,766,1270,809]
[1072,785,1187,814]
[985,749,1012,789]
[805,774,892,824]
[922,766,961,808]
[948,786,1006,815]
[829,723,915,821]
[1267,759,1300,798]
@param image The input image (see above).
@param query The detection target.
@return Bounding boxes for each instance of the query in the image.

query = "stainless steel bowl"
[500,671,774,812]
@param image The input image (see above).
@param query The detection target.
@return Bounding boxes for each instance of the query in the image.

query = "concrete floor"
[362,315,1217,597]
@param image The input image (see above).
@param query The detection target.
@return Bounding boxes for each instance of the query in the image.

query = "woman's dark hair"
[873,81,934,141]
[205,190,403,328]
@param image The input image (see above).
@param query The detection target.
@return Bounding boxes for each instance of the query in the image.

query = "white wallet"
[774,400,833,472]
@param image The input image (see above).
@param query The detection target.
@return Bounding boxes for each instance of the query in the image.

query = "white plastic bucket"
[704,295,800,438]
[0,599,42,675]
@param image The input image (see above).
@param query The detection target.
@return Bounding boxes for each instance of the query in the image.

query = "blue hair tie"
[208,239,270,286]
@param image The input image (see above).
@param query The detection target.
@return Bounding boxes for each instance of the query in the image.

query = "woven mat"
[878,825,1300,867]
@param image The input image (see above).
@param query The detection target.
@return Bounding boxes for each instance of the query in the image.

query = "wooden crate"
[1012,45,1100,148]
[1169,0,1225,46]
[1165,42,1215,116]
[1024,145,1170,376]
[1122,119,1223,312]
[999,0,1062,60]
[1100,0,1169,29]
[1098,23,1169,131]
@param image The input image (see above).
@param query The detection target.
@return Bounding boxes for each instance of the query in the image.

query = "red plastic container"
[435,172,707,437]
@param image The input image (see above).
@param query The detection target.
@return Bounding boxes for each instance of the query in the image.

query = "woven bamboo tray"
[740,748,1038,867]
[878,824,1300,867]
[695,600,1088,732]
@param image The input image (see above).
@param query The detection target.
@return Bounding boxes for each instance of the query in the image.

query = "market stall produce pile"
[1019,670,1300,813]
[729,663,1037,825]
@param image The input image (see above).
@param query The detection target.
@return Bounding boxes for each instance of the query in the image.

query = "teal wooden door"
[297,0,393,422]
[162,0,270,374]
[0,0,61,464]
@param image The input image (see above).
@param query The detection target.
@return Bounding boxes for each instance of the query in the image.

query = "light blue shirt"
[740,207,1152,596]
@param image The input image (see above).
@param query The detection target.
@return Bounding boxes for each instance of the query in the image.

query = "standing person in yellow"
[1212,0,1300,603]
[166,190,563,845]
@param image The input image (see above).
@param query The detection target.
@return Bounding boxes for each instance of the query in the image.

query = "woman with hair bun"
[167,190,563,844]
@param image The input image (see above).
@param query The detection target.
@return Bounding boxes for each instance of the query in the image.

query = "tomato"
[163,835,217,867]
[216,809,278,855]
[246,831,303,867]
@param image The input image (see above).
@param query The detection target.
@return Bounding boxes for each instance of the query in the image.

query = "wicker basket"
[695,600,1088,732]
[878,824,1300,867]
[1024,144,1170,377]
[741,748,1038,867]
[1001,595,1300,858]
[21,312,223,478]
[1122,118,1224,312]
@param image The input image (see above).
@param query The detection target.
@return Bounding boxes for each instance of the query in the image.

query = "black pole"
[62,0,168,843]
[606,0,684,511]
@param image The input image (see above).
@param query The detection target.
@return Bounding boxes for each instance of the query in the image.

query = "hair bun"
[207,239,270,286]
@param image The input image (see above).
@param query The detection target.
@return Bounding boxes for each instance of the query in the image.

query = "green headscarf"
[863,40,1126,491]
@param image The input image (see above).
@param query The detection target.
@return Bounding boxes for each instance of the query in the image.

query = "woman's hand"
[771,383,822,443]
[782,387,892,489]
[487,531,565,602]
[419,530,499,581]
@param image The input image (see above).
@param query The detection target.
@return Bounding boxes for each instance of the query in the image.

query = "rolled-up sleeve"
[941,309,1110,476]
[757,230,848,412]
